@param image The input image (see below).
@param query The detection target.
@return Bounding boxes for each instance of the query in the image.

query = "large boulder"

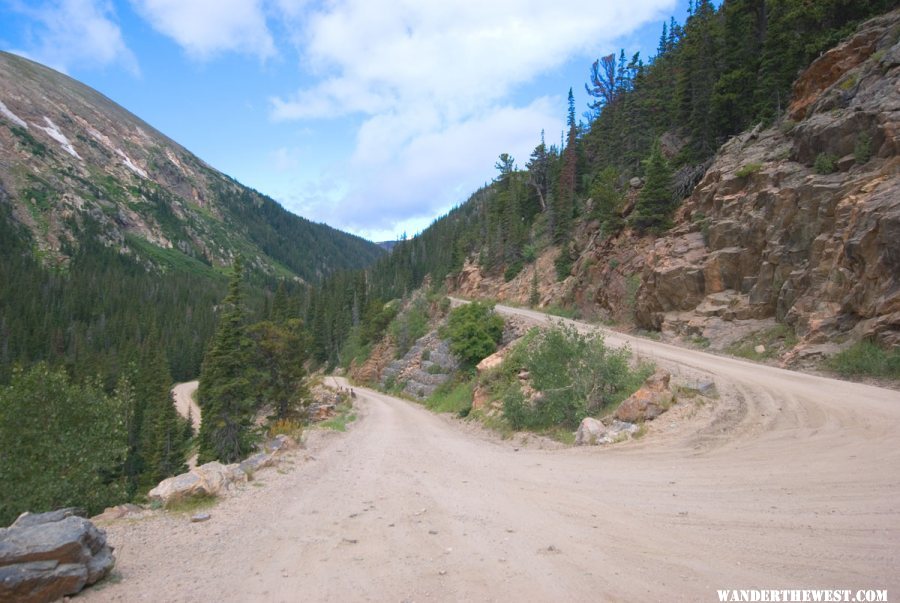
[574,417,607,446]
[574,418,640,446]
[0,509,115,602]
[148,461,239,505]
[615,370,674,423]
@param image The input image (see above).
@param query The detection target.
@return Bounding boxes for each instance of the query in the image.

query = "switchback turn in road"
[85,308,899,601]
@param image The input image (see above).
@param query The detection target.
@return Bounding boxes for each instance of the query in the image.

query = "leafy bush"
[828,340,900,379]
[441,302,504,367]
[0,364,128,525]
[813,153,837,175]
[499,325,650,430]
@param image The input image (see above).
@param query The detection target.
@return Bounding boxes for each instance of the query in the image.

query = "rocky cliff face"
[0,52,381,278]
[635,9,900,357]
[446,10,899,362]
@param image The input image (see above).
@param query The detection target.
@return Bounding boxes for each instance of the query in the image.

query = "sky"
[0,0,690,242]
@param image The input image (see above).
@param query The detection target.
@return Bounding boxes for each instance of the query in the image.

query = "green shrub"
[736,162,763,178]
[522,244,537,263]
[441,302,504,367]
[390,297,430,357]
[554,252,573,281]
[838,73,858,91]
[500,325,651,430]
[854,132,872,164]
[813,153,837,175]
[504,260,524,282]
[828,340,900,379]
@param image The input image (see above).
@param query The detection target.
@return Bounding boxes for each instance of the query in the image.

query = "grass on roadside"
[827,340,900,380]
[319,401,357,432]
[424,380,473,415]
[726,324,797,361]
[162,492,218,514]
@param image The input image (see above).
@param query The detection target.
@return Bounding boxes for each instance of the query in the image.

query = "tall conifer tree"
[197,257,255,463]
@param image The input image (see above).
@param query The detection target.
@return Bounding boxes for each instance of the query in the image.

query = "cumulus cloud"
[271,0,674,237]
[5,0,138,74]
[130,0,276,60]
[272,0,674,120]
[281,96,565,237]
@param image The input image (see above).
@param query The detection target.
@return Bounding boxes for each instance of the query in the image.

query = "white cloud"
[270,0,674,237]
[280,96,564,238]
[6,0,138,74]
[130,0,276,60]
[272,0,674,121]
[270,146,303,171]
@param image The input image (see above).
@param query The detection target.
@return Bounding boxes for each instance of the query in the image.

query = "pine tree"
[631,142,675,234]
[147,390,188,481]
[271,281,290,322]
[526,132,550,212]
[555,89,578,244]
[197,258,255,464]
[245,319,310,423]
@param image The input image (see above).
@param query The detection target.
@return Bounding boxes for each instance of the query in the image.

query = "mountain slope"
[0,51,382,281]
[0,52,382,383]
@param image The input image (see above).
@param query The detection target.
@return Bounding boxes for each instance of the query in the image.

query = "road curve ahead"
[85,350,899,601]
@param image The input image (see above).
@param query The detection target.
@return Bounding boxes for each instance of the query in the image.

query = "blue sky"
[0,0,691,242]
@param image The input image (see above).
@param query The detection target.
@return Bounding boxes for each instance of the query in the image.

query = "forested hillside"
[0,51,383,386]
[303,0,897,367]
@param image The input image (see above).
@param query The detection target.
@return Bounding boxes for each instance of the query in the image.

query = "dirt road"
[84,311,900,601]
[171,380,201,433]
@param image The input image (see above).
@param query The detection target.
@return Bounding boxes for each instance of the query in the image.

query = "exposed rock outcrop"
[380,332,460,400]
[0,509,114,602]
[614,370,674,423]
[635,10,900,354]
[349,337,396,384]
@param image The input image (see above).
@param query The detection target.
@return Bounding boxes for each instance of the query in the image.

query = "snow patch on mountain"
[38,116,80,159]
[0,100,27,129]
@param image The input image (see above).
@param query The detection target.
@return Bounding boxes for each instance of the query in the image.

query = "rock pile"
[0,508,115,602]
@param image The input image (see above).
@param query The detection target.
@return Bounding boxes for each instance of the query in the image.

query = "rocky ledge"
[635,9,900,360]
[0,508,115,602]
